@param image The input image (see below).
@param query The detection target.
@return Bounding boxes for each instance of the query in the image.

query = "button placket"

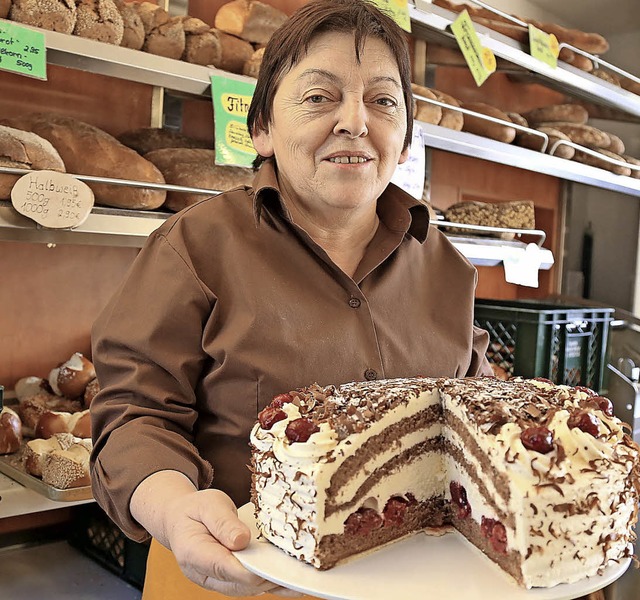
[348,297,361,309]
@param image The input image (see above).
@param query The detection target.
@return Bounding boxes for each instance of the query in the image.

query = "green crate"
[474,299,614,392]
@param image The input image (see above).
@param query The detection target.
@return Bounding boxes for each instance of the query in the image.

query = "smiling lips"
[327,156,371,164]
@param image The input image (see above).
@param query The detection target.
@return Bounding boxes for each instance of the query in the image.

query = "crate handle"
[566,321,589,332]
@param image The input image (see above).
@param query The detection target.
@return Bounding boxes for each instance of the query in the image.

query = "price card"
[502,243,542,288]
[0,21,46,80]
[391,123,425,200]
[528,24,559,69]
[211,75,257,168]
[11,171,94,229]
[370,0,411,33]
[450,10,496,87]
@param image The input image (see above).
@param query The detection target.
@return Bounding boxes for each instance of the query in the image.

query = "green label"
[528,24,559,69]
[450,10,495,87]
[370,0,411,33]
[211,75,257,168]
[0,21,47,80]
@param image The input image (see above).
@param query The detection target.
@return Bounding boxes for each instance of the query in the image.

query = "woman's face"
[252,31,409,218]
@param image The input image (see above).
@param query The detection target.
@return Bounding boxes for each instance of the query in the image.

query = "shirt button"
[364,369,378,381]
[348,297,361,309]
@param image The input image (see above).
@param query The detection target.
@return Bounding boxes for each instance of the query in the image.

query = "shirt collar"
[251,160,430,243]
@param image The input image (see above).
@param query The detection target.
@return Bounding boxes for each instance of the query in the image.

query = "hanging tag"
[211,75,257,168]
[391,123,425,200]
[0,21,47,80]
[450,11,496,87]
[502,243,542,288]
[370,0,411,33]
[528,25,559,68]
[11,171,94,229]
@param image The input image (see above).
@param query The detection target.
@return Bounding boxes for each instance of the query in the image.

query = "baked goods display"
[443,200,535,239]
[251,376,640,588]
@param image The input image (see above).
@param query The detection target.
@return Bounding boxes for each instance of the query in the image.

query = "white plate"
[234,503,631,600]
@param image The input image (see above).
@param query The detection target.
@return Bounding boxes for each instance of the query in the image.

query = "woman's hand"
[131,470,302,597]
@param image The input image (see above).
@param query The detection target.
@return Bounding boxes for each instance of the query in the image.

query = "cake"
[250,377,640,588]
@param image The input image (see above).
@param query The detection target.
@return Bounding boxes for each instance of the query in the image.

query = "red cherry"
[383,497,411,527]
[285,418,319,443]
[258,406,286,430]
[344,508,383,536]
[568,411,600,437]
[520,426,554,454]
[449,482,471,519]
[271,393,294,408]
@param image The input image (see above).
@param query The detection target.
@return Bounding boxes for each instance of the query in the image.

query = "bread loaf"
[1,113,167,210]
[0,407,22,455]
[243,47,265,79]
[623,155,640,179]
[603,133,625,155]
[433,90,463,131]
[461,102,516,143]
[535,122,611,149]
[74,0,124,45]
[42,441,92,489]
[506,112,528,128]
[525,19,609,55]
[573,147,632,176]
[211,30,254,74]
[114,0,145,50]
[10,0,77,34]
[522,104,588,126]
[17,391,82,431]
[214,0,288,45]
[411,84,442,126]
[592,69,621,87]
[0,125,66,200]
[117,127,210,155]
[471,17,529,44]
[35,409,91,440]
[144,15,185,60]
[514,125,575,159]
[444,200,535,240]
[24,433,79,477]
[563,51,593,72]
[134,1,169,32]
[144,148,253,212]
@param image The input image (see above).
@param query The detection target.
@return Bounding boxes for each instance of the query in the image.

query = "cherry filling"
[449,481,471,519]
[520,426,554,454]
[285,417,319,443]
[383,496,416,526]
[481,516,508,554]
[344,508,383,536]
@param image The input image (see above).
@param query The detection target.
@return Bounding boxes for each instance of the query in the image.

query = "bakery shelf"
[410,1,640,119]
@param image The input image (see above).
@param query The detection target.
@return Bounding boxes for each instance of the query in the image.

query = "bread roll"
[563,51,593,73]
[117,127,210,155]
[144,15,185,60]
[214,0,288,45]
[114,0,145,50]
[243,47,264,79]
[592,69,621,87]
[15,376,48,402]
[211,30,254,74]
[433,90,463,131]
[10,0,77,34]
[24,434,74,477]
[0,125,66,200]
[573,147,632,176]
[144,148,253,212]
[604,133,625,155]
[411,84,442,126]
[133,1,169,32]
[522,104,588,126]
[35,409,91,439]
[461,102,516,143]
[535,122,611,149]
[42,442,91,489]
[0,407,22,454]
[623,155,640,179]
[48,352,96,398]
[506,112,528,128]
[18,391,82,431]
[1,113,166,210]
[444,200,535,239]
[74,0,124,45]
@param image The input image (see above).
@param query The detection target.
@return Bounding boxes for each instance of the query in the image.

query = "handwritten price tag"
[528,25,559,69]
[11,171,94,229]
[0,21,46,79]
[450,11,495,87]
[370,0,411,33]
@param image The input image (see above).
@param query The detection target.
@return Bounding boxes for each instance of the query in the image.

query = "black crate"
[474,299,614,392]
[68,504,149,590]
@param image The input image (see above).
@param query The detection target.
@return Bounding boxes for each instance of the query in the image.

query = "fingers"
[198,489,252,551]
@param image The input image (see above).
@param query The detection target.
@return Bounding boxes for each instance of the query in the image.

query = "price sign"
[528,25,559,69]
[11,171,94,229]
[450,10,496,87]
[370,0,411,33]
[0,21,46,80]
[502,243,542,288]
[211,75,257,168]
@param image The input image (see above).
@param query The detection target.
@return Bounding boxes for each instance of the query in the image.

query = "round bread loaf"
[114,0,145,50]
[74,0,124,45]
[10,0,77,34]
[0,407,22,454]
[49,352,96,398]
[143,15,186,60]
[214,0,288,45]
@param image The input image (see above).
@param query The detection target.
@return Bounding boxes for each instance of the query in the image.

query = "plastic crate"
[68,504,149,590]
[474,299,614,392]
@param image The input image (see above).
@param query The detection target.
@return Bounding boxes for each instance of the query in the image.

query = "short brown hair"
[247,0,414,165]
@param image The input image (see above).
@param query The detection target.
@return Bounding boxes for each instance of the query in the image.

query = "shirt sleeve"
[90,231,215,542]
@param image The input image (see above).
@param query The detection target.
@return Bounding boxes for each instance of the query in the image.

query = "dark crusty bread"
[144,15,185,60]
[522,104,588,126]
[1,113,166,210]
[0,125,66,200]
[461,102,516,143]
[10,0,77,34]
[118,127,211,155]
[144,148,253,212]
[74,0,124,45]
[114,0,145,50]
[214,0,288,45]
[211,30,254,74]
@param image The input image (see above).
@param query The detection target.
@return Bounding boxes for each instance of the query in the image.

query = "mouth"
[325,154,373,165]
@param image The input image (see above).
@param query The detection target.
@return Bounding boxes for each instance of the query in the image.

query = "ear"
[397,146,410,165]
[252,127,275,158]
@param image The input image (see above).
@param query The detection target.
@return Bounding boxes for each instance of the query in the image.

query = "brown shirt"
[90,161,491,542]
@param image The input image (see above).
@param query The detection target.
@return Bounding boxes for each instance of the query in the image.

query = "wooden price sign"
[11,171,94,229]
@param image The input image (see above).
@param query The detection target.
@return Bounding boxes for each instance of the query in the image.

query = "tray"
[0,446,93,502]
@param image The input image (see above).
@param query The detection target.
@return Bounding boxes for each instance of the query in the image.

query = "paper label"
[11,171,94,229]
[528,25,559,69]
[0,21,47,80]
[370,0,411,33]
[211,75,257,168]
[450,11,495,87]
[391,123,425,200]
[502,243,542,288]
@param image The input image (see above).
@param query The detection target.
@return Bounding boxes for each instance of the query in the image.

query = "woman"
[90,0,492,597]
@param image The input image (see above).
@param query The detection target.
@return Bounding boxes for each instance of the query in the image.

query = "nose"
[333,97,368,138]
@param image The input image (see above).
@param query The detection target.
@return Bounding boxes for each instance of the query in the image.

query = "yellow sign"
[450,11,495,87]
[225,120,254,154]
[370,0,411,33]
[221,93,252,116]
[528,25,559,68]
